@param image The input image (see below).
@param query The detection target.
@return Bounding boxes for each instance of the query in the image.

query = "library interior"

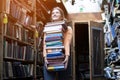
[1,0,120,80]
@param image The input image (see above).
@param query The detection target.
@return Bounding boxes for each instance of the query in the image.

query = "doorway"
[75,23,90,80]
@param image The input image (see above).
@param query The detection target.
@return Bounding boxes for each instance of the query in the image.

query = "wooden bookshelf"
[0,0,45,80]
[0,0,44,80]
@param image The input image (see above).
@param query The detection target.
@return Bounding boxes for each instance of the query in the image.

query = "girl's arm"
[64,26,73,56]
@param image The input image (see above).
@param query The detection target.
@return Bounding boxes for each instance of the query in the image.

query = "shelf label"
[35,30,39,38]
[3,14,8,24]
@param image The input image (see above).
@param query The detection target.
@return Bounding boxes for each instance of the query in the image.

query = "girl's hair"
[51,7,66,21]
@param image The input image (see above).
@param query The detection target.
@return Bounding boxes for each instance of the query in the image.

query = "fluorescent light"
[56,0,61,3]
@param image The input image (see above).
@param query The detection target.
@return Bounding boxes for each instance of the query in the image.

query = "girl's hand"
[44,57,48,63]
[44,57,48,68]
[62,55,69,69]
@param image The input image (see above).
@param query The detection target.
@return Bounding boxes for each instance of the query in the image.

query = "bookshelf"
[0,0,44,80]
[103,0,120,79]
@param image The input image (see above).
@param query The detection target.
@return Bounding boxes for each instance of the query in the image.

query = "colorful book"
[44,25,63,32]
[44,21,67,33]
[46,40,63,47]
[47,63,65,71]
[47,55,65,60]
[46,48,63,53]
[45,21,67,30]
[47,51,63,58]
[46,33,63,38]
[45,33,63,42]
[46,46,64,49]
[45,36,63,42]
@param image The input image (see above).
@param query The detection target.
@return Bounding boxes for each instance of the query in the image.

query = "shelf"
[4,35,33,46]
[3,76,33,80]
[4,57,34,64]
[0,0,44,80]
[7,14,34,32]
[14,0,34,13]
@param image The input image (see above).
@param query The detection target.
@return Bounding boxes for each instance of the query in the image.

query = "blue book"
[46,33,63,38]
[47,51,63,58]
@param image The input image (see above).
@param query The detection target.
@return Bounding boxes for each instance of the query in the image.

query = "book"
[47,63,65,71]
[46,40,63,47]
[47,58,64,64]
[45,21,67,30]
[46,51,63,58]
[44,21,67,33]
[44,25,63,32]
[46,32,63,39]
[46,46,64,49]
[46,48,63,53]
[47,54,65,60]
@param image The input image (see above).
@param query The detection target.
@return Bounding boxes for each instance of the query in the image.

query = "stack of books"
[44,21,67,71]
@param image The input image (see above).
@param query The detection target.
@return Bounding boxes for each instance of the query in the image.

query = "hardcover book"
[44,21,67,33]
[47,63,65,71]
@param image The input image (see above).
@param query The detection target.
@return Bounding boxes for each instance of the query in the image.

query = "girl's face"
[51,9,62,21]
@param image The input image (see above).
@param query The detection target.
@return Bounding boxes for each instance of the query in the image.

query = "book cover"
[47,54,65,60]
[47,58,64,64]
[47,63,65,71]
[46,48,63,53]
[45,33,63,42]
[46,51,63,58]
[46,45,64,49]
[45,21,67,30]
[44,25,62,32]
[46,40,63,47]
[44,21,67,33]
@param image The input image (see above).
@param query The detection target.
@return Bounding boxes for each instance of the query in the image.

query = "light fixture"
[72,0,75,5]
[56,0,61,3]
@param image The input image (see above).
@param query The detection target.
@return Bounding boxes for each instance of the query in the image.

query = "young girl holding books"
[43,7,73,80]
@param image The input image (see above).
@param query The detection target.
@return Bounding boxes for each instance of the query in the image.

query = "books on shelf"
[2,0,37,79]
[3,61,33,78]
[3,40,34,60]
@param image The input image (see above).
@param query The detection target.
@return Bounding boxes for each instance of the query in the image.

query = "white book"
[44,25,63,32]
[113,69,120,72]
[44,21,67,33]
[46,46,64,49]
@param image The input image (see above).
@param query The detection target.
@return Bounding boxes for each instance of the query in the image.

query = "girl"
[43,7,72,80]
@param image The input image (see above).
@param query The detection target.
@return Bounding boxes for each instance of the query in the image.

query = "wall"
[67,12,103,22]
[62,0,103,13]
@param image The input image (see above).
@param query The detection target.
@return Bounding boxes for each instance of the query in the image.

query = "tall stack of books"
[43,21,67,71]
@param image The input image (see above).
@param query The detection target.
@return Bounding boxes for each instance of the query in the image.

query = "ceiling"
[36,0,103,23]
